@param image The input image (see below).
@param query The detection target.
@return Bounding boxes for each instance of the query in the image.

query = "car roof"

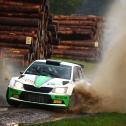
[34,59,81,67]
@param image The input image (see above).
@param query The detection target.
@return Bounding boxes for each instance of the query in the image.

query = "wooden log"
[0,12,42,18]
[58,28,95,32]
[3,48,29,54]
[58,25,96,32]
[59,34,93,41]
[58,30,93,35]
[60,41,99,47]
[53,45,98,51]
[0,25,38,32]
[53,20,97,26]
[0,17,39,27]
[3,50,29,58]
[53,49,97,57]
[0,31,37,37]
[53,15,101,21]
[0,34,34,45]
[0,43,30,49]
[2,48,29,63]
[5,0,45,4]
[0,2,41,13]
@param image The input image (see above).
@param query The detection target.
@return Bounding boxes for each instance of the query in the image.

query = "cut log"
[0,34,34,45]
[0,2,41,13]
[5,0,45,4]
[0,17,40,27]
[0,31,37,37]
[0,43,30,49]
[0,12,42,18]
[54,15,102,21]
[60,41,99,47]
[0,25,38,32]
[53,45,98,51]
[53,49,98,57]
[54,20,97,26]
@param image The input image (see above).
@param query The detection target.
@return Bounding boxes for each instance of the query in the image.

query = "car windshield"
[25,62,72,80]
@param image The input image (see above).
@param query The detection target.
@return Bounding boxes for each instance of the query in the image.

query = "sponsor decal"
[24,79,34,85]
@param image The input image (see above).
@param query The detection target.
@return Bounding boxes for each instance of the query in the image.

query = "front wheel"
[68,89,85,113]
[68,91,79,112]
[6,89,20,107]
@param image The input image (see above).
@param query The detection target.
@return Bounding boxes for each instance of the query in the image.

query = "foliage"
[48,0,113,16]
[76,0,113,16]
[48,0,84,15]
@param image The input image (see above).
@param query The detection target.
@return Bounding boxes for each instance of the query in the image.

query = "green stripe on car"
[35,76,52,87]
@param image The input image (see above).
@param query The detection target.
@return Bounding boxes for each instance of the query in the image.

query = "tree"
[49,0,84,15]
[76,0,114,16]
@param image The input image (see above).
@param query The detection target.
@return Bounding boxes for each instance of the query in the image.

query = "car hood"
[18,74,70,87]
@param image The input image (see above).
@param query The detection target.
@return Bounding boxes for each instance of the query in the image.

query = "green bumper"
[7,87,70,108]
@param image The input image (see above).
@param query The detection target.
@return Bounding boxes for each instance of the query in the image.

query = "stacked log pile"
[0,0,55,65]
[52,15,103,61]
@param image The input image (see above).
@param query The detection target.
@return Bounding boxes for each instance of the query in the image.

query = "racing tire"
[6,89,20,107]
[68,90,84,113]
[68,91,79,113]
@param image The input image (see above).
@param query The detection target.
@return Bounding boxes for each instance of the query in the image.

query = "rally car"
[6,59,84,109]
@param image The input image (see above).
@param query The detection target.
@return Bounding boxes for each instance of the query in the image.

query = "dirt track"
[0,98,81,126]
[0,106,54,125]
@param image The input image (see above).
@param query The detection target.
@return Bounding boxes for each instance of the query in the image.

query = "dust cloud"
[0,56,24,106]
[74,0,126,113]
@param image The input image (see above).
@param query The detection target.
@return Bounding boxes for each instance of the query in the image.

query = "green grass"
[21,113,126,126]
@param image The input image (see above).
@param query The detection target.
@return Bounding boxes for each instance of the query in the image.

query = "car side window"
[73,66,82,81]
[78,67,84,79]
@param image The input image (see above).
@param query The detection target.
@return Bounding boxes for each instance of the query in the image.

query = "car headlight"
[52,87,68,94]
[14,81,23,89]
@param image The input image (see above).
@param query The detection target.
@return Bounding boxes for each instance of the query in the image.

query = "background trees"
[49,0,83,15]
[49,0,113,16]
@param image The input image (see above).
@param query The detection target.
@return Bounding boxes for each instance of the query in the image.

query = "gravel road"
[0,94,57,126]
[0,106,54,126]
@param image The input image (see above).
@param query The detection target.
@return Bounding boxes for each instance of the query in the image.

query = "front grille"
[23,84,53,93]
[20,92,52,104]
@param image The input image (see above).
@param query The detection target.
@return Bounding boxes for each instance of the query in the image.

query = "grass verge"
[21,113,126,126]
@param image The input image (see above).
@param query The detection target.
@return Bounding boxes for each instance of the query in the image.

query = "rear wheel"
[6,89,20,107]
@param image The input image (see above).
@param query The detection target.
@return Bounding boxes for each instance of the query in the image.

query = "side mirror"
[20,71,23,74]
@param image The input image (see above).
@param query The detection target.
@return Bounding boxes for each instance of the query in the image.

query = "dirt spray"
[0,53,24,106]
[74,0,126,113]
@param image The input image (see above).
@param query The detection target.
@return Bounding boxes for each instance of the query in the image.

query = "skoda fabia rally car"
[6,59,85,109]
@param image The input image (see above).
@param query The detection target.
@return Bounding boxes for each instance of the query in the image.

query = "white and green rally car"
[6,59,84,109]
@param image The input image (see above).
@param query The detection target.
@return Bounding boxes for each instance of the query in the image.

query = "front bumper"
[7,88,70,108]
